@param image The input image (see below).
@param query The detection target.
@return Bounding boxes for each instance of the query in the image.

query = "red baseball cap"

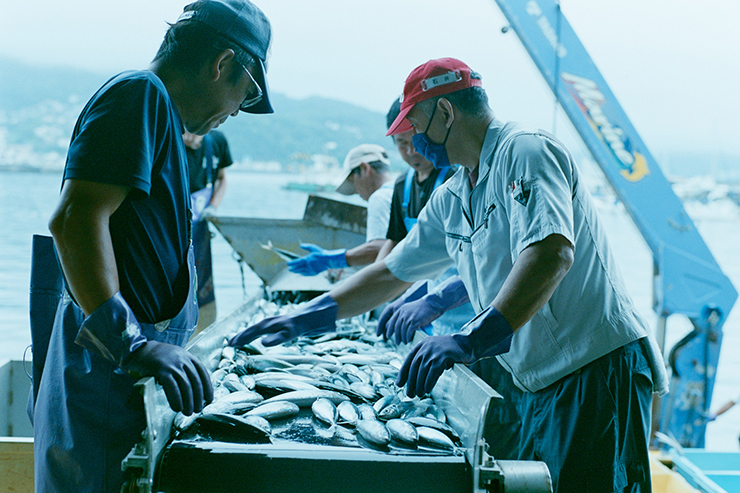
[386,58,483,136]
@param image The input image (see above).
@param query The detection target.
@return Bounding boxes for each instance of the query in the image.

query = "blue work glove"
[228,293,338,347]
[287,243,348,276]
[381,276,470,345]
[376,281,428,339]
[396,306,514,397]
[76,292,213,415]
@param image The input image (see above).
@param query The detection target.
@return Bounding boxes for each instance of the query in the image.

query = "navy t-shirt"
[186,130,233,193]
[64,71,191,323]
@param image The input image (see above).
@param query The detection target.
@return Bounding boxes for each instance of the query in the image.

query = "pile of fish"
[173,300,462,455]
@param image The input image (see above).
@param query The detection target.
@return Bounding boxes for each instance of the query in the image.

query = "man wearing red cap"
[229,57,668,492]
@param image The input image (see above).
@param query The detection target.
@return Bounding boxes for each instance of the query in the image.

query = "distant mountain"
[0,56,398,171]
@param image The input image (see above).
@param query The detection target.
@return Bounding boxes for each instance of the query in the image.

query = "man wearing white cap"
[287,143,394,276]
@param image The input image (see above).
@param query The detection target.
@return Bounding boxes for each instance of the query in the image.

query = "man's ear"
[211,49,236,82]
[358,161,371,176]
[438,98,455,129]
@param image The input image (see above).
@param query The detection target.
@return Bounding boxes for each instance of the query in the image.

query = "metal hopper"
[209,194,368,293]
[122,298,552,493]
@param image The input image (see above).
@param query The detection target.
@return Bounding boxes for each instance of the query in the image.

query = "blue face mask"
[412,103,452,170]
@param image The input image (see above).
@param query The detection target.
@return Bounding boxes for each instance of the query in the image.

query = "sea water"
[2,169,739,451]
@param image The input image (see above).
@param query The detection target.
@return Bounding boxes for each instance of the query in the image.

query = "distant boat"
[282,181,337,194]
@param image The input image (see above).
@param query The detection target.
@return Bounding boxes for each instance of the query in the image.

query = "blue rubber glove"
[383,276,470,345]
[228,293,338,347]
[287,243,348,276]
[77,292,213,415]
[376,281,428,339]
[396,306,514,397]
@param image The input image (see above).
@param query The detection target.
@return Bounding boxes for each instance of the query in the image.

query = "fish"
[405,416,461,444]
[386,418,418,448]
[357,403,377,421]
[216,389,265,407]
[336,401,360,427]
[194,413,271,444]
[261,389,350,408]
[254,378,319,398]
[241,415,272,436]
[202,398,258,417]
[356,419,391,447]
[373,394,397,414]
[222,373,249,392]
[173,411,200,432]
[212,386,230,401]
[260,240,301,261]
[378,400,416,421]
[245,401,301,421]
[311,397,337,427]
[417,426,455,451]
[349,382,378,401]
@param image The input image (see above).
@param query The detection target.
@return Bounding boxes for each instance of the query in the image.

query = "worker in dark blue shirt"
[32,1,273,491]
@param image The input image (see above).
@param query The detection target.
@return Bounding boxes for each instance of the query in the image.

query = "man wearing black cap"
[228,58,668,493]
[33,1,272,491]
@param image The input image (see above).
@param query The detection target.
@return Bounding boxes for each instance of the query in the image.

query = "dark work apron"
[29,237,198,493]
[190,135,215,307]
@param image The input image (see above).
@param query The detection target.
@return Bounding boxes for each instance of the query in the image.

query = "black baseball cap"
[178,0,274,114]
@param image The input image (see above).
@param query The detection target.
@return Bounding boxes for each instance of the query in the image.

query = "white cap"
[336,144,391,195]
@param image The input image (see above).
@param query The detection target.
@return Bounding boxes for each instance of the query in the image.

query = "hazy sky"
[1,0,738,157]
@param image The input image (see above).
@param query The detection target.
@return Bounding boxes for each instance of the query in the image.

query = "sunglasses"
[238,61,263,110]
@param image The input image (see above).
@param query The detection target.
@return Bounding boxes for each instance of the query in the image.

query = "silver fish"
[222,373,249,392]
[336,401,360,427]
[386,418,418,447]
[356,419,390,447]
[217,389,264,407]
[173,411,200,432]
[241,414,272,435]
[202,398,257,417]
[417,426,455,451]
[373,394,397,414]
[357,403,377,421]
[246,401,300,421]
[349,382,378,401]
[195,413,271,444]
[212,386,230,401]
[378,400,415,421]
[311,397,337,427]
[262,389,349,408]
[260,240,301,261]
[405,416,460,443]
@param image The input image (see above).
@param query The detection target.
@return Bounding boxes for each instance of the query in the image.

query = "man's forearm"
[48,179,129,315]
[375,239,397,262]
[208,170,227,208]
[345,239,387,267]
[51,212,120,316]
[331,261,412,319]
[491,233,573,331]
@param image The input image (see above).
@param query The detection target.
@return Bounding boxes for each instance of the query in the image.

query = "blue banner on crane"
[491,0,737,447]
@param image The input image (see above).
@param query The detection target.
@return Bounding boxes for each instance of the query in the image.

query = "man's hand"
[380,297,437,345]
[287,243,348,276]
[124,341,214,416]
[376,281,428,341]
[229,294,338,347]
[396,306,513,397]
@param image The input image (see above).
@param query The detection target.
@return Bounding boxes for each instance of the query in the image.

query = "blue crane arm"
[490,0,737,447]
